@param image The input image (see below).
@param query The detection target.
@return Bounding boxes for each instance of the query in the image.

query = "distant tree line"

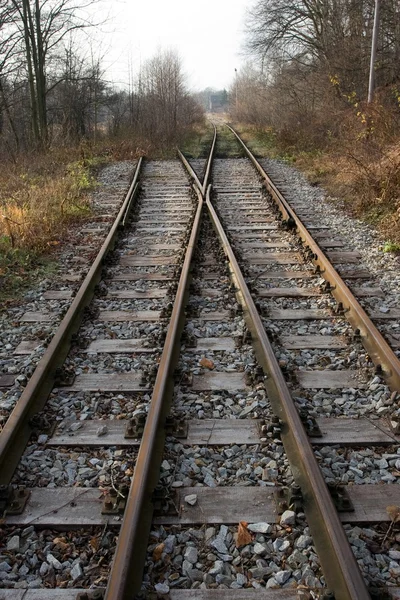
[0,0,203,157]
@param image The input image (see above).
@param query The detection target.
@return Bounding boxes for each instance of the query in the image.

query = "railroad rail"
[0,126,399,600]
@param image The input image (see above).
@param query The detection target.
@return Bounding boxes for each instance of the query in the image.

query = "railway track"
[0,126,399,599]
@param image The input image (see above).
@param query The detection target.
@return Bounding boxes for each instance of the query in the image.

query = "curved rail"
[227,124,400,391]
[204,183,370,599]
[177,123,217,195]
[0,158,143,484]
[105,187,204,600]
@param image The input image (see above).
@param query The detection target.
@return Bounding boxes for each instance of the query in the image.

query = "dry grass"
[295,140,400,247]
[234,103,400,250]
[0,145,109,302]
[0,147,99,252]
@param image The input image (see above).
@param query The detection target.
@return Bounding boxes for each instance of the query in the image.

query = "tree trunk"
[35,0,48,144]
[21,0,40,145]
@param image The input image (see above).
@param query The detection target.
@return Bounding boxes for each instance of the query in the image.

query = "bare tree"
[132,49,202,148]
[49,42,106,142]
[246,0,400,100]
[7,0,101,147]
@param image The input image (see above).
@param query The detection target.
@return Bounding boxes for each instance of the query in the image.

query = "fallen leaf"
[387,505,400,523]
[199,357,214,369]
[90,536,100,551]
[236,521,252,547]
[53,537,69,551]
[152,542,165,561]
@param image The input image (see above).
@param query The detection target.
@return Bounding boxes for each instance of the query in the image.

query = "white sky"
[93,0,252,92]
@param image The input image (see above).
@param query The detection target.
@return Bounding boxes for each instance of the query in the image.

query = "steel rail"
[201,124,217,194]
[105,187,204,600]
[177,124,217,194]
[205,183,370,600]
[0,158,143,484]
[227,124,400,392]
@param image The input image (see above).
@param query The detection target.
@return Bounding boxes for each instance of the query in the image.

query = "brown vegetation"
[232,0,400,248]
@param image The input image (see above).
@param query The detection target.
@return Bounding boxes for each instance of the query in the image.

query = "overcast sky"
[95,0,252,92]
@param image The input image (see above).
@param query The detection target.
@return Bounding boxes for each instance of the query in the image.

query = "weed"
[0,154,98,253]
[181,124,215,158]
[0,239,57,304]
[215,126,245,158]
[383,241,400,253]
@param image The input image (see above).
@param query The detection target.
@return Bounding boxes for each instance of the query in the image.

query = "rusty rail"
[177,123,216,195]
[0,158,143,484]
[105,187,204,600]
[227,124,400,392]
[205,183,370,599]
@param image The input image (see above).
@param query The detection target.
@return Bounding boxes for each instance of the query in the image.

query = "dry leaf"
[152,542,165,561]
[387,505,400,523]
[89,536,100,551]
[236,521,252,547]
[53,537,69,551]
[199,357,214,369]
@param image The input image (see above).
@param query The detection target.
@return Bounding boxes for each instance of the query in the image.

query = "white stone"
[253,542,266,555]
[275,570,292,585]
[280,510,296,526]
[70,562,83,580]
[295,535,313,549]
[247,522,271,534]
[7,536,20,552]
[184,494,197,506]
[154,582,170,594]
[184,546,198,564]
[46,554,62,570]
[96,425,108,437]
